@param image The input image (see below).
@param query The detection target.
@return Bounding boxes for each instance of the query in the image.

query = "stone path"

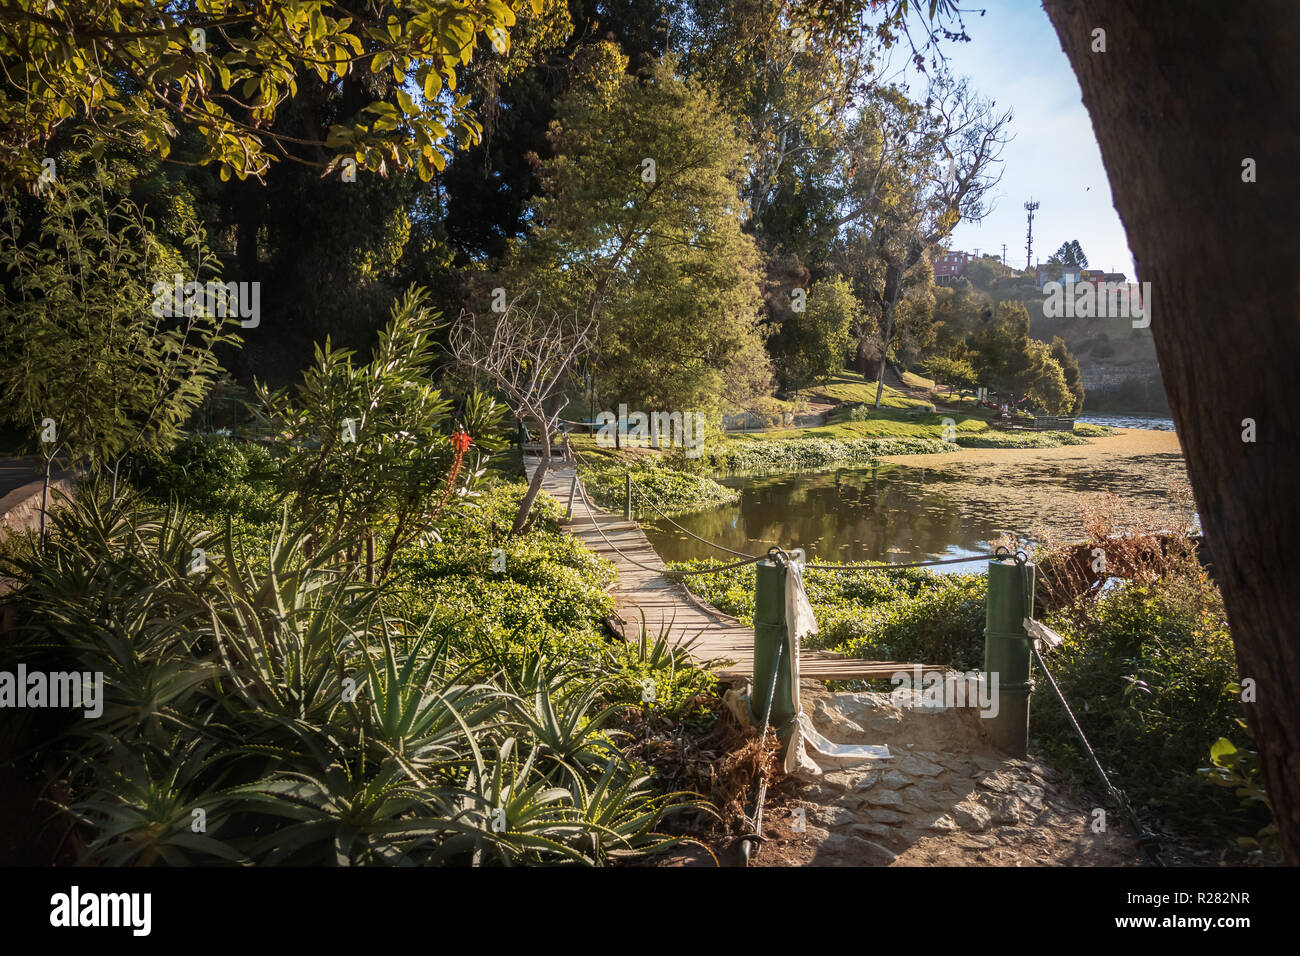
[754,684,1142,866]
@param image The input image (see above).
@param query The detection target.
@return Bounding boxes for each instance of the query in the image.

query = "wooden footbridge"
[523,452,945,683]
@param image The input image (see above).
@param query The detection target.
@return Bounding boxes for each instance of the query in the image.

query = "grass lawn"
[809,372,922,407]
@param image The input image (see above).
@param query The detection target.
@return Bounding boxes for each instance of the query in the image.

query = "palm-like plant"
[8,479,711,866]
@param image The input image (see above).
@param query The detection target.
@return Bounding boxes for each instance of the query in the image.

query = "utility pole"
[1002,243,1007,271]
[1024,200,1040,271]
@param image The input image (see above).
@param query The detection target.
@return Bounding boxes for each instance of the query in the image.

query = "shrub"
[1,481,706,865]
[578,460,738,517]
[669,561,987,671]
[742,397,791,429]
[1035,562,1250,837]
[1071,422,1117,437]
[126,432,278,517]
[954,431,1089,449]
[699,435,954,473]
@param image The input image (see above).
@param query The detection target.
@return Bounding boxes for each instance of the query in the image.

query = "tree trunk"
[514,422,552,536]
[39,455,51,554]
[1043,0,1300,862]
[873,263,905,408]
[855,334,874,375]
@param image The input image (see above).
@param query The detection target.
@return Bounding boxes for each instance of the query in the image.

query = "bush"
[668,561,987,671]
[742,397,791,429]
[1072,422,1117,437]
[126,432,279,518]
[954,431,1089,449]
[1036,564,1253,838]
[699,435,954,473]
[578,460,738,518]
[1,480,707,865]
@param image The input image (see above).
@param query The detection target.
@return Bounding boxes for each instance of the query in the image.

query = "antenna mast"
[1024,199,1040,271]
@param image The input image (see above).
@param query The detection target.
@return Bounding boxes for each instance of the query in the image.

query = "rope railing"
[627,480,762,560]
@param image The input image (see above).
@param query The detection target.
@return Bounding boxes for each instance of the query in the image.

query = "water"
[1077,413,1176,431]
[642,465,991,571]
[642,447,1194,572]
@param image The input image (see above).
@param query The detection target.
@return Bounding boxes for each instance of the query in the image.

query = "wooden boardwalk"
[524,452,944,683]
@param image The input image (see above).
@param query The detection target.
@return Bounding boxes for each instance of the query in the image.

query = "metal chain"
[1019,557,1164,866]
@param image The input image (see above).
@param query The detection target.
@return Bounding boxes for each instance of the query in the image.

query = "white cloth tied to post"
[781,557,890,776]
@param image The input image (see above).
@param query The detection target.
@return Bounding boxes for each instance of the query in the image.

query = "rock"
[976,770,1019,794]
[849,822,894,838]
[797,784,840,803]
[958,834,999,849]
[877,769,913,790]
[1029,761,1060,783]
[812,698,868,741]
[972,754,1004,772]
[865,788,905,809]
[823,769,878,793]
[898,754,946,777]
[934,787,974,804]
[977,793,1023,825]
[811,806,858,828]
[823,691,894,724]
[834,792,869,811]
[933,754,976,773]
[821,770,858,791]
[866,808,908,825]
[851,838,898,866]
[1012,782,1046,810]
[996,826,1035,845]
[952,801,993,832]
[922,813,960,832]
[865,714,904,734]
[898,787,942,812]
[822,831,897,865]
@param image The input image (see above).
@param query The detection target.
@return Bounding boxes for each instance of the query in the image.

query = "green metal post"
[984,556,1035,757]
[624,472,632,520]
[750,558,797,729]
[518,422,529,448]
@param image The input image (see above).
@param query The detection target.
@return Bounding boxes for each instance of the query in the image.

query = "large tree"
[508,44,773,419]
[1042,0,1300,861]
[967,301,1071,414]
[0,0,534,186]
[838,76,1011,406]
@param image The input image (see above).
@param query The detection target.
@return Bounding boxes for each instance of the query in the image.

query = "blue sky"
[904,1,1136,276]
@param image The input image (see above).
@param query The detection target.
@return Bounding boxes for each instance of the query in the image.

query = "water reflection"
[642,452,1193,572]
[643,465,993,569]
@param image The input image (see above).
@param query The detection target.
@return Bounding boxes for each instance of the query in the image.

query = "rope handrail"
[805,553,994,572]
[570,475,767,577]
[628,479,762,561]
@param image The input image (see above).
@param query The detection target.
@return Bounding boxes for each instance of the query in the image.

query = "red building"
[933,249,970,279]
